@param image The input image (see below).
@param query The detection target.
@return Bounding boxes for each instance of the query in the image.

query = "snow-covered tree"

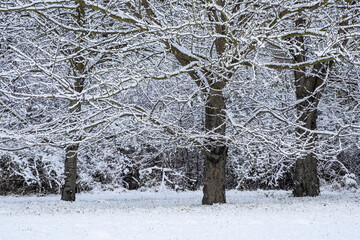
[1,0,359,203]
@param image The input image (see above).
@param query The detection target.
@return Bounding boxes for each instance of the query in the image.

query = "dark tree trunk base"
[61,144,78,202]
[202,152,226,205]
[61,185,76,201]
[293,154,320,197]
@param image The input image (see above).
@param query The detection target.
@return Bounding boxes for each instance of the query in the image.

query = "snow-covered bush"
[0,148,63,195]
[318,145,360,190]
[77,142,141,192]
[228,148,293,190]
[337,146,360,184]
[137,147,204,191]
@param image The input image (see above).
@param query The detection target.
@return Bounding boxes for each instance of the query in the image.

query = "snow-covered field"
[0,189,359,240]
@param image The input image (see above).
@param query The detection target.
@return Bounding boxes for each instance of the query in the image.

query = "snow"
[0,189,360,240]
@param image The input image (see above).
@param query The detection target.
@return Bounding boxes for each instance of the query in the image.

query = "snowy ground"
[0,189,359,240]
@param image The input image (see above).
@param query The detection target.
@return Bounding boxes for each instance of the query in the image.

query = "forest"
[0,0,360,205]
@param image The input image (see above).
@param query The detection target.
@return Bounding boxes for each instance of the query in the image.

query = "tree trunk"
[294,0,353,197]
[60,4,86,201]
[202,83,227,205]
[61,81,84,201]
[293,154,319,197]
[202,146,227,204]
[61,143,79,201]
[291,17,327,197]
[61,95,83,201]
[293,62,323,197]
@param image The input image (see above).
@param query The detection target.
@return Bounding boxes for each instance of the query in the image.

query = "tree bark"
[61,4,85,201]
[61,78,84,201]
[202,82,227,205]
[61,143,79,201]
[290,17,321,197]
[293,60,333,196]
[61,90,83,201]
[202,146,227,204]
[293,153,319,197]
[293,61,323,197]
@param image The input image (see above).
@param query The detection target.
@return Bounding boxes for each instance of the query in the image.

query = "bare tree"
[1,0,359,202]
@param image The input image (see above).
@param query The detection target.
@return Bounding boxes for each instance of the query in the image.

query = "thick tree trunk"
[293,62,323,197]
[293,153,319,197]
[202,146,227,204]
[291,17,326,197]
[202,83,227,205]
[61,143,79,201]
[293,0,352,197]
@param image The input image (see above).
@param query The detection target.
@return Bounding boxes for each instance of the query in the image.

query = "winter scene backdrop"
[0,0,360,239]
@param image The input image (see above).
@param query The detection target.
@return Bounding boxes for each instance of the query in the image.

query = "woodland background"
[0,0,359,201]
